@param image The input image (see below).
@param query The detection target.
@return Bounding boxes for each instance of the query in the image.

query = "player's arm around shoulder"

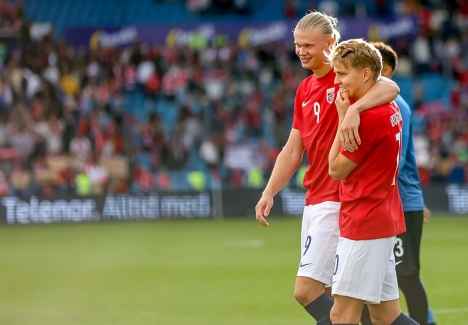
[340,76,399,152]
[255,129,304,227]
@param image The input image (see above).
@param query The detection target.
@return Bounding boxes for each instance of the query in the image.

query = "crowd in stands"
[186,0,250,15]
[0,0,22,32]
[0,0,466,197]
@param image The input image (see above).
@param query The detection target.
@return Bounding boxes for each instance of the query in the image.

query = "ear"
[328,38,335,49]
[382,65,394,78]
[363,68,372,82]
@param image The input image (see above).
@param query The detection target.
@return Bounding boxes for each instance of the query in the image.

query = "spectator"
[0,0,466,195]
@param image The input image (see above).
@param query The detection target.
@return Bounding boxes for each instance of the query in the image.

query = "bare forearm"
[353,78,399,113]
[329,118,344,174]
[263,149,303,197]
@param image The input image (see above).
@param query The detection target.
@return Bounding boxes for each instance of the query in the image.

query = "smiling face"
[330,39,382,100]
[294,28,335,77]
[333,61,369,100]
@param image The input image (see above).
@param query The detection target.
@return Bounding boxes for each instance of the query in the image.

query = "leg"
[390,313,420,325]
[395,211,428,325]
[398,274,428,325]
[421,279,437,325]
[296,203,340,323]
[294,276,327,305]
[330,295,364,324]
[427,305,436,325]
[331,237,390,325]
[333,237,400,325]
[360,304,373,325]
[295,276,333,324]
[367,299,402,325]
[369,300,419,324]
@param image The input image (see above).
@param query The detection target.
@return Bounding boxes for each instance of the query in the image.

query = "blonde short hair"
[294,11,341,43]
[329,39,383,81]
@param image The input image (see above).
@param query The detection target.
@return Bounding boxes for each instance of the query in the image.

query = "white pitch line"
[225,239,264,247]
[433,307,468,314]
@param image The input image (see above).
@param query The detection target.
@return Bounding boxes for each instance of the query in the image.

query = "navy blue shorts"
[394,210,424,276]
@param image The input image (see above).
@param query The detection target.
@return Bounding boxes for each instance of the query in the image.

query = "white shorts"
[297,201,340,286]
[332,236,399,304]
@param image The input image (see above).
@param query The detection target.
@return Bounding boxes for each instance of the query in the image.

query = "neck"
[313,65,332,78]
[353,82,375,101]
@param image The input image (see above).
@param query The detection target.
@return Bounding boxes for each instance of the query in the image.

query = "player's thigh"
[394,210,423,275]
[333,236,398,304]
[298,202,340,286]
[367,299,401,325]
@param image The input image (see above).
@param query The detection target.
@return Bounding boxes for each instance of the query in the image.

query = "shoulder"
[361,102,397,125]
[395,95,410,111]
[361,102,391,117]
[298,74,316,88]
[296,75,313,97]
[394,95,411,120]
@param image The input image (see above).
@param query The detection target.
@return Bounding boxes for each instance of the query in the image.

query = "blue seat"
[136,152,152,170]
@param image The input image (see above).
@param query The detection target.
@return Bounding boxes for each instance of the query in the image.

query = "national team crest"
[326,88,335,104]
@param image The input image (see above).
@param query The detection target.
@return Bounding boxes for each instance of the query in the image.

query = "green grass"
[0,215,466,325]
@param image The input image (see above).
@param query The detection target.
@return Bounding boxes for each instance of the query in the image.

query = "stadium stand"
[0,0,466,196]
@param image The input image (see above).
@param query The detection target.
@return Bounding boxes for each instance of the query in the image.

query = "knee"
[294,286,311,306]
[330,305,340,324]
[294,277,326,306]
[294,285,322,306]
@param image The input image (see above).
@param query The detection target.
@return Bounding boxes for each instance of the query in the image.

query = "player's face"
[294,28,334,72]
[333,61,365,99]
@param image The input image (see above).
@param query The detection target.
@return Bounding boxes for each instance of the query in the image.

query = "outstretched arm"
[340,76,400,152]
[255,129,304,227]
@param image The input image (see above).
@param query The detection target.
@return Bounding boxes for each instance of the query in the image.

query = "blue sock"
[427,306,436,325]
[391,313,419,325]
[304,292,333,325]
[421,279,437,325]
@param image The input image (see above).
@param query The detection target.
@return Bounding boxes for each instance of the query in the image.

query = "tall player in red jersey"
[328,39,418,325]
[254,12,400,325]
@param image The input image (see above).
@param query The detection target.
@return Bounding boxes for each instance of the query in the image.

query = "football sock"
[427,305,436,325]
[421,279,437,325]
[391,313,419,325]
[317,319,334,325]
[304,292,334,325]
[360,304,373,325]
[398,274,429,325]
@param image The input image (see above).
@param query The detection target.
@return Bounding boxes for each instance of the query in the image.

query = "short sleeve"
[340,113,378,165]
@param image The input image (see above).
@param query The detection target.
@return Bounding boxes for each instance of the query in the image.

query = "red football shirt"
[339,101,406,240]
[292,69,340,205]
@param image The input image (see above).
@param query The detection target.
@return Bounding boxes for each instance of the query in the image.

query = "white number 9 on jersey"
[314,102,320,123]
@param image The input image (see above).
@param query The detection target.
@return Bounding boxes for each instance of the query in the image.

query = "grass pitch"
[0,215,466,325]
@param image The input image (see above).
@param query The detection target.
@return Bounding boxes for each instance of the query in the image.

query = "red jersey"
[292,69,340,205]
[339,101,406,240]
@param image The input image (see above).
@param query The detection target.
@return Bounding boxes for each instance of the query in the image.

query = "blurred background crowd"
[0,0,466,197]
